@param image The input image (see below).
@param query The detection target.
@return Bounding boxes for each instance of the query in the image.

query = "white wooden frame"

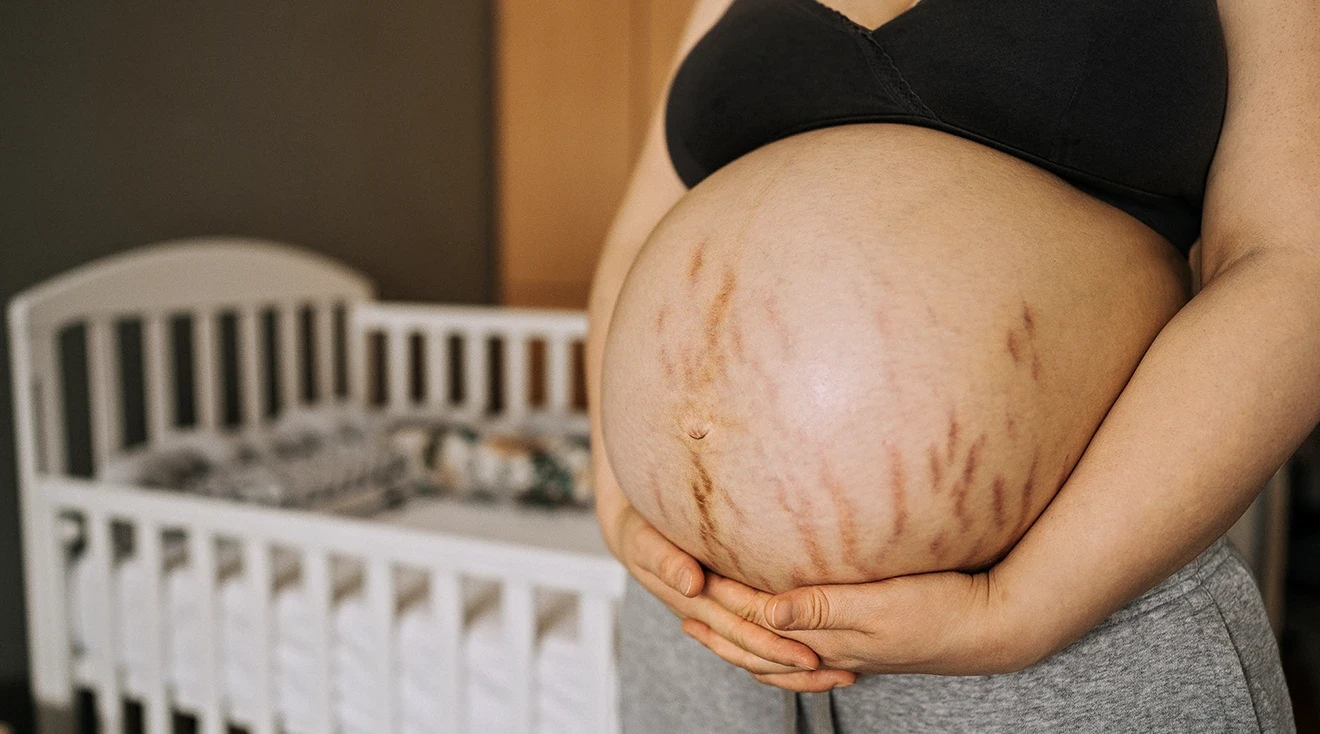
[8,238,623,734]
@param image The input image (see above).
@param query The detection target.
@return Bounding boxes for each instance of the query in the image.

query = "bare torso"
[600,124,1188,593]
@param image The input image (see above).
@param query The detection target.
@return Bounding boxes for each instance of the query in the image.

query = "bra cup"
[663,0,1228,253]
[1047,0,1228,203]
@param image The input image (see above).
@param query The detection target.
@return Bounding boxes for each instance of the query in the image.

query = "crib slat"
[142,314,172,444]
[427,329,450,409]
[430,570,464,734]
[244,539,276,734]
[239,307,264,428]
[504,333,528,418]
[87,319,121,473]
[188,530,223,734]
[35,328,67,474]
[138,523,170,734]
[86,510,122,734]
[279,305,301,416]
[463,331,485,417]
[548,335,570,413]
[581,594,618,734]
[316,301,337,406]
[41,508,73,706]
[348,308,368,408]
[304,550,335,734]
[502,580,536,734]
[367,559,396,733]
[388,329,410,412]
[194,312,220,431]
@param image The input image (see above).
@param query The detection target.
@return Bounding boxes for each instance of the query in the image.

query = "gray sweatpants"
[620,537,1296,733]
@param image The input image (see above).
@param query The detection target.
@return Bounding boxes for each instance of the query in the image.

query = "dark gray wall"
[0,1,493,723]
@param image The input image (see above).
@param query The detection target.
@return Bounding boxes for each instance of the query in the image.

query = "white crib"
[8,238,627,734]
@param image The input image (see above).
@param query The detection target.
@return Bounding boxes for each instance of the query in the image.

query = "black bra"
[664,0,1228,254]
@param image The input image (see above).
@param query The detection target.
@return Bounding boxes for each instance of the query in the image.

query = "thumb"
[766,585,857,631]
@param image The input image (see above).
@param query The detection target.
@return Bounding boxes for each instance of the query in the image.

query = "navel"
[681,410,712,440]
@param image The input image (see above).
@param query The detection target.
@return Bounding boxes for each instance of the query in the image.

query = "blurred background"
[0,1,691,729]
[1,1,1317,732]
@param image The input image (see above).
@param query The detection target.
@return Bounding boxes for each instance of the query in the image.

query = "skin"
[601,124,1185,593]
[589,0,1320,693]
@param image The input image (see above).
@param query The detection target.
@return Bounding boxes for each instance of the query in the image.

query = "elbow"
[1199,224,1320,287]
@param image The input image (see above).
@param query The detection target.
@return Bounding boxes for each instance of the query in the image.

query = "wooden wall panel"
[643,0,699,130]
[497,0,695,308]
[629,0,699,160]
[495,0,633,308]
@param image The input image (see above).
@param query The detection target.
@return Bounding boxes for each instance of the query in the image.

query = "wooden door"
[495,0,695,308]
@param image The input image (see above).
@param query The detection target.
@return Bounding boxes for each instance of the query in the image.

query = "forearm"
[584,0,733,547]
[998,247,1320,664]
[587,260,630,545]
[586,162,684,546]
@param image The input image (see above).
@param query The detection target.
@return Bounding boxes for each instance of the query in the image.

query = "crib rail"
[46,476,625,734]
[10,241,613,734]
[351,302,589,428]
[14,257,589,484]
[9,242,370,716]
[15,241,373,473]
[25,299,364,473]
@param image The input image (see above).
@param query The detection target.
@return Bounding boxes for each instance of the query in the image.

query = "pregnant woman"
[588,0,1312,730]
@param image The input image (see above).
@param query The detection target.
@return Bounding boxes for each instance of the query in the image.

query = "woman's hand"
[681,568,1041,692]
[600,502,846,686]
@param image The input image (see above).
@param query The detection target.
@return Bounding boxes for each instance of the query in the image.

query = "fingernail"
[677,569,693,596]
[832,680,854,690]
[769,599,794,629]
[797,658,818,671]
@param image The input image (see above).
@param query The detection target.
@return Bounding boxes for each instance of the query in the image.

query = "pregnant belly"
[600,125,1189,593]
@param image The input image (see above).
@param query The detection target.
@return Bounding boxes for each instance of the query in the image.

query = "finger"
[766,583,870,632]
[751,669,857,693]
[698,600,821,670]
[681,619,804,675]
[703,573,774,624]
[630,566,696,620]
[627,566,809,667]
[624,513,705,597]
[698,574,822,670]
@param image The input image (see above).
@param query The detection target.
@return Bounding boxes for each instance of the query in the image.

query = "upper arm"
[586,0,734,512]
[587,0,735,322]
[1199,0,1320,281]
